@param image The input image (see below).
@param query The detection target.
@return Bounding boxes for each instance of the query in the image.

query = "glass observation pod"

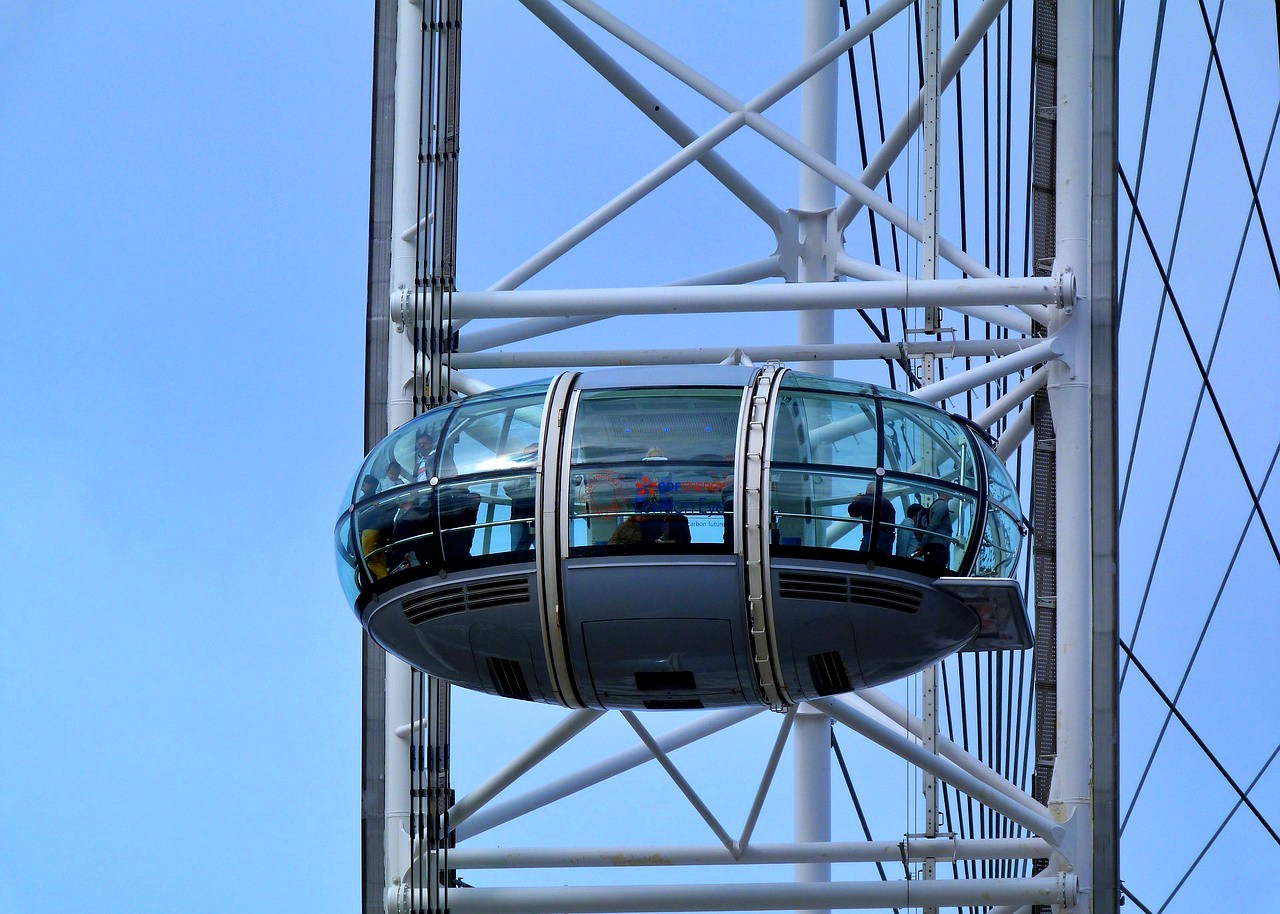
[335,366,1032,710]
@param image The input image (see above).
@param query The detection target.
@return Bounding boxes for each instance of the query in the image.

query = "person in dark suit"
[848,481,896,554]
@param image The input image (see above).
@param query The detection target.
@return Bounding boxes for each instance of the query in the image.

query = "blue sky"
[2,3,1277,913]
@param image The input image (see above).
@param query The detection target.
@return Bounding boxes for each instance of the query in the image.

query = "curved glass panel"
[436,474,537,560]
[772,391,878,470]
[880,477,978,574]
[338,466,362,513]
[980,438,1023,517]
[359,407,455,498]
[439,390,546,478]
[771,468,883,552]
[334,511,361,607]
[567,387,739,551]
[353,484,437,577]
[880,401,978,490]
[975,504,1023,577]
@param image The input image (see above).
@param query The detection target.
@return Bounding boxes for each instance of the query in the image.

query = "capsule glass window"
[772,387,879,470]
[975,503,1022,578]
[980,438,1023,518]
[770,468,882,551]
[880,477,978,574]
[359,408,455,497]
[880,401,978,490]
[567,388,739,551]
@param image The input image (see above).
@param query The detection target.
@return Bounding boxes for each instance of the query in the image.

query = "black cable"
[1001,3,1014,279]
[1119,166,1280,569]
[1156,741,1280,912]
[1115,0,1169,327]
[1121,436,1280,834]
[861,0,904,276]
[1118,0,1221,518]
[839,0,900,390]
[1118,639,1280,846]
[1122,884,1158,914]
[1196,0,1280,297]
[830,731,900,914]
[1118,103,1280,690]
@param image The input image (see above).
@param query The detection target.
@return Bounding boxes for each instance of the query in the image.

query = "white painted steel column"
[794,705,832,914]
[796,0,840,378]
[383,0,425,893]
[1047,0,1094,910]
[794,8,838,912]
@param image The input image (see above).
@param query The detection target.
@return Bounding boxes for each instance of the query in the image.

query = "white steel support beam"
[1047,0,1098,909]
[445,277,1056,322]
[484,0,912,297]
[403,876,1076,914]
[444,837,1053,870]
[995,403,1035,460]
[847,691,1049,820]
[795,0,841,380]
[811,697,1065,849]
[974,365,1049,428]
[835,0,1008,230]
[455,708,763,841]
[382,0,425,891]
[448,710,604,830]
[911,338,1060,405]
[456,257,783,353]
[451,338,1041,370]
[520,0,783,233]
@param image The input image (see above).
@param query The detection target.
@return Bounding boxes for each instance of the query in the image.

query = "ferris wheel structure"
[349,1,1277,912]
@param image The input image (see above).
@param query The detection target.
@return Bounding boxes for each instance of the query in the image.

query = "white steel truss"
[364,1,1115,912]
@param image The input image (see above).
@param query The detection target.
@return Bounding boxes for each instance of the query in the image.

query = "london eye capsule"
[335,366,1031,710]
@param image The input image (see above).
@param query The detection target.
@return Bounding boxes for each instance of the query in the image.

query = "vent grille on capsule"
[778,571,922,614]
[403,576,532,625]
[808,650,852,696]
[487,657,532,701]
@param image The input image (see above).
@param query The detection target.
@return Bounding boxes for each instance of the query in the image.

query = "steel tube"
[622,712,735,851]
[523,0,782,231]
[451,338,1039,369]
[810,697,1064,845]
[974,365,1049,428]
[794,704,833,913]
[746,111,1025,297]
[445,838,1053,869]
[911,338,1059,404]
[995,403,1035,460]
[454,707,762,840]
[423,876,1074,913]
[486,111,746,293]
[446,277,1060,319]
[835,0,1009,230]
[457,257,783,352]
[849,691,1050,821]
[449,710,604,829]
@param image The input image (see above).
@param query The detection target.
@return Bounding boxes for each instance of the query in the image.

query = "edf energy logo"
[634,474,728,513]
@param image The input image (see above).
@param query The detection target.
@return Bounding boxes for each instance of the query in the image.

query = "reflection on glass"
[773,391,879,469]
[359,409,455,499]
[980,439,1022,517]
[881,478,977,574]
[771,469,881,551]
[976,504,1022,577]
[569,462,733,550]
[881,402,977,490]
[567,387,739,552]
[334,512,361,605]
[441,392,545,478]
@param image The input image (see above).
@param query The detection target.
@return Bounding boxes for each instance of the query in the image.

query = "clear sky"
[1,3,1276,913]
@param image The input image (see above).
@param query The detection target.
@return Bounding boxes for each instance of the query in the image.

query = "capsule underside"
[337,367,1027,709]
